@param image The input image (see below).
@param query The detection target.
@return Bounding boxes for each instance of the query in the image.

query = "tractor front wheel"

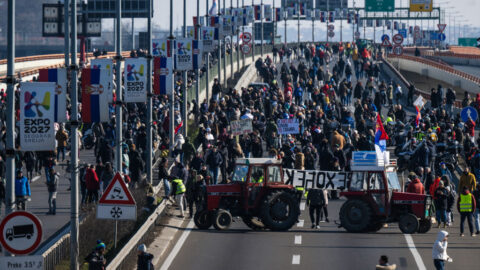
[260,191,300,231]
[399,214,419,234]
[417,218,432,233]
[194,209,213,230]
[213,209,233,230]
[339,199,372,233]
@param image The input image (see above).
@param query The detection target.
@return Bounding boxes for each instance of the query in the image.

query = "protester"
[46,168,58,215]
[85,241,107,270]
[14,169,30,210]
[137,244,154,270]
[432,231,451,270]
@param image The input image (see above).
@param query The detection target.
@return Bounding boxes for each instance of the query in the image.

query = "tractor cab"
[339,152,432,234]
[194,158,300,231]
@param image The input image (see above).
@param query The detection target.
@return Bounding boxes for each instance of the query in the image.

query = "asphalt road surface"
[159,198,480,270]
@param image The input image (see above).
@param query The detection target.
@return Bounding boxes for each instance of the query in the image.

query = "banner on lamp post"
[124,58,147,103]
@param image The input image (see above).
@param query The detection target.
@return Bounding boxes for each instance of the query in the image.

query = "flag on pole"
[374,114,389,152]
[328,11,335,23]
[254,5,261,21]
[38,68,67,122]
[299,3,306,16]
[209,0,217,16]
[154,56,174,95]
[415,106,422,128]
[275,8,283,21]
[175,121,183,135]
[320,11,326,22]
[81,69,109,123]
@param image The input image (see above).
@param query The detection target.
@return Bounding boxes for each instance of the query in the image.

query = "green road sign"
[365,0,395,12]
[458,38,478,47]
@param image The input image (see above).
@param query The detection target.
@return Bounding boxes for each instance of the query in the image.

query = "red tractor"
[194,158,301,231]
[339,164,433,234]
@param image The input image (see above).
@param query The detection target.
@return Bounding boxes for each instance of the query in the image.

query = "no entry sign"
[0,211,43,255]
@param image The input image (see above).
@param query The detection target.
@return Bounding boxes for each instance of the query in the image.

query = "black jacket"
[307,189,325,206]
[137,252,154,270]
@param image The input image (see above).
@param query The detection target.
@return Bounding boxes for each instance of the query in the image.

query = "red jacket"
[85,168,99,190]
[429,177,441,199]
[407,178,425,194]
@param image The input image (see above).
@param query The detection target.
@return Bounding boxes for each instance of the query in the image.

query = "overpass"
[3,41,480,269]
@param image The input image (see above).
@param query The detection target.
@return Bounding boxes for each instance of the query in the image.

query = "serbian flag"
[38,68,67,122]
[299,3,306,16]
[81,68,109,123]
[320,12,326,22]
[192,40,203,69]
[347,13,352,24]
[154,56,174,95]
[275,8,282,21]
[415,106,421,128]
[355,14,359,24]
[174,121,183,135]
[394,21,399,30]
[375,114,389,152]
[328,11,335,23]
[254,5,261,20]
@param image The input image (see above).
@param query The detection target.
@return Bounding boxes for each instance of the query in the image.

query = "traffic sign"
[0,211,43,255]
[328,31,335,38]
[355,31,361,39]
[0,255,44,270]
[97,173,136,220]
[392,45,404,56]
[392,34,404,44]
[381,34,390,41]
[438,33,446,41]
[241,32,252,44]
[438,24,447,33]
[241,44,252,55]
[381,38,392,47]
[328,24,335,31]
[461,106,478,122]
[398,29,407,38]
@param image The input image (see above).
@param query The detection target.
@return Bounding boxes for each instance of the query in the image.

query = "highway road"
[159,198,480,270]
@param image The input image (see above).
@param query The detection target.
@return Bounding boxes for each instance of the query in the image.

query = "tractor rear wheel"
[417,218,432,233]
[260,191,300,231]
[213,209,233,230]
[339,199,372,233]
[194,209,213,230]
[242,215,266,230]
[399,214,419,234]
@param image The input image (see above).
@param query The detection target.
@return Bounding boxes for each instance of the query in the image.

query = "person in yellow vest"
[457,186,477,237]
[251,170,264,184]
[171,177,187,218]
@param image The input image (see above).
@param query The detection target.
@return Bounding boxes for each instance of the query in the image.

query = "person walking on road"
[432,230,451,270]
[85,164,100,204]
[473,183,480,235]
[137,244,154,270]
[306,189,325,229]
[171,177,186,218]
[15,170,30,210]
[458,167,476,194]
[434,181,448,228]
[457,186,477,237]
[55,125,68,162]
[375,255,396,270]
[46,168,58,215]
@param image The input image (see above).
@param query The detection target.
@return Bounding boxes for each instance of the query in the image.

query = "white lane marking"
[404,234,427,270]
[300,202,306,211]
[294,235,302,245]
[292,255,301,265]
[297,219,304,228]
[32,176,41,183]
[159,220,195,270]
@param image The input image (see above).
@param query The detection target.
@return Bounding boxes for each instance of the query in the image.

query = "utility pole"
[340,0,343,42]
[218,0,222,86]
[223,0,227,87]
[64,0,70,68]
[183,0,188,137]
[196,0,201,103]
[242,0,246,68]
[312,12,315,43]
[115,0,123,174]
[326,0,329,43]
[260,0,264,57]
[206,0,210,102]
[132,17,135,50]
[251,0,255,62]
[297,0,300,47]
[69,0,79,268]
[6,0,16,221]
[284,0,287,45]
[146,0,153,184]
[236,0,240,72]
[230,0,234,77]
[169,0,175,149]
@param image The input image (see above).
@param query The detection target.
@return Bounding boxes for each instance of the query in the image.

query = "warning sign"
[98,173,135,205]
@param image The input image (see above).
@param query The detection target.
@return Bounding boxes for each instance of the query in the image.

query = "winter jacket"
[434,187,448,210]
[432,230,449,261]
[407,178,425,194]
[15,176,31,197]
[47,173,59,193]
[429,177,441,198]
[85,168,100,190]
[55,130,69,147]
[306,189,327,206]
[206,150,223,169]
[458,172,476,193]
[457,190,476,213]
[137,252,154,270]
[330,131,346,150]
[294,152,305,170]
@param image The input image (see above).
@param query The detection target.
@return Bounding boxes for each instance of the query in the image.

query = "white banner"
[202,27,216,52]
[264,5,272,21]
[20,82,56,151]
[283,168,352,191]
[277,119,300,135]
[91,58,114,103]
[246,6,254,23]
[187,26,196,39]
[230,119,253,136]
[176,38,193,71]
[124,58,147,103]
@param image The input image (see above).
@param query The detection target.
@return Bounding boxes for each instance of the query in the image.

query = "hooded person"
[406,172,425,194]
[432,230,451,270]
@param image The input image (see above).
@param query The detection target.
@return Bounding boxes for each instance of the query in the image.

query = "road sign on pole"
[328,24,335,31]
[0,211,43,255]
[392,45,404,56]
[438,24,447,33]
[392,34,404,44]
[355,31,361,39]
[241,44,252,54]
[381,34,390,41]
[97,173,136,220]
[328,31,335,38]
[461,106,478,122]
[381,38,392,47]
[241,32,252,44]
[0,255,44,270]
[438,33,446,41]
[365,0,395,12]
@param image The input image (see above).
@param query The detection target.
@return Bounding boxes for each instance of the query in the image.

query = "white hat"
[138,244,147,252]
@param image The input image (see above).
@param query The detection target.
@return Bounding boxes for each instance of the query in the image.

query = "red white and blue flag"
[254,5,261,21]
[275,8,282,21]
[375,114,389,152]
[81,68,109,123]
[38,68,67,122]
[299,3,306,16]
[154,56,174,95]
[320,11,326,22]
[415,106,422,128]
[192,40,203,69]
[328,11,335,23]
